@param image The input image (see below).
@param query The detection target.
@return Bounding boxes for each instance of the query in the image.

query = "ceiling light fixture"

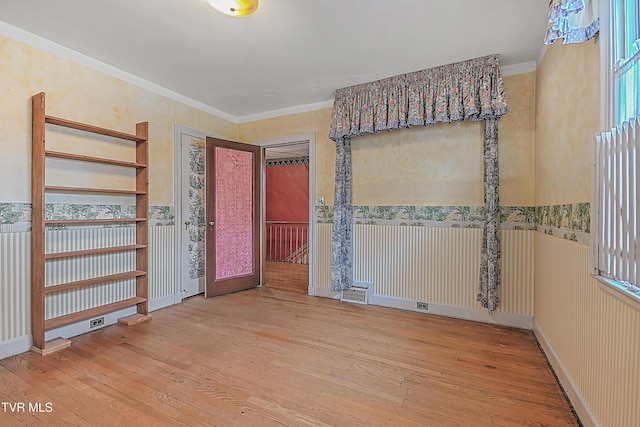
[207,0,259,17]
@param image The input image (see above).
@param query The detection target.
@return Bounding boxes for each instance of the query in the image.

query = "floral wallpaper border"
[317,203,590,245]
[0,202,175,233]
[266,156,309,168]
[536,202,590,245]
[2,201,590,244]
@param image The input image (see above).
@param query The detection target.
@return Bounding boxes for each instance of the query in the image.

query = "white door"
[178,133,205,297]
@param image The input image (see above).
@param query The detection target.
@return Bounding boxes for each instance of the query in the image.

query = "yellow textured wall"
[0,34,237,205]
[534,39,640,427]
[535,40,599,205]
[351,121,484,205]
[500,72,536,206]
[238,108,335,204]
[239,72,536,207]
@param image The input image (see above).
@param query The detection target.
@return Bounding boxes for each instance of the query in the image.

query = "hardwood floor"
[264,261,308,294]
[0,288,579,426]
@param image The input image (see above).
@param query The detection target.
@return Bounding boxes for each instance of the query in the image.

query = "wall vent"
[341,286,368,305]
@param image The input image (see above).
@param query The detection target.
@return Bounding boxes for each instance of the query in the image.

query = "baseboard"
[0,335,33,360]
[45,306,138,342]
[314,287,533,329]
[369,294,533,329]
[150,294,177,311]
[534,320,600,427]
[46,294,176,342]
[0,295,175,361]
[314,286,340,299]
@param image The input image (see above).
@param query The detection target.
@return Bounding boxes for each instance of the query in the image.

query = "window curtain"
[478,119,501,312]
[544,0,599,45]
[330,137,352,292]
[328,54,508,312]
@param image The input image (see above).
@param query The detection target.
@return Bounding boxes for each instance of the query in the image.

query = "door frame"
[173,124,224,303]
[256,132,317,296]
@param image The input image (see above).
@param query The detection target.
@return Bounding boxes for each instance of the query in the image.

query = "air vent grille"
[341,286,368,305]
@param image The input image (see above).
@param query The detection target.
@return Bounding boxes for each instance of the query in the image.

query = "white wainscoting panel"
[149,225,175,301]
[317,223,534,318]
[535,232,640,427]
[0,232,30,344]
[0,225,176,359]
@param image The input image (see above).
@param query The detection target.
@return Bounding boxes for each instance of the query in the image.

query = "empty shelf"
[45,186,145,195]
[45,115,146,142]
[44,297,147,330]
[45,270,147,294]
[45,218,147,226]
[45,150,147,168]
[45,244,147,260]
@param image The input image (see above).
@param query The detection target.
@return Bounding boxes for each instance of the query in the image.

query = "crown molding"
[237,100,334,124]
[0,20,238,123]
[1,20,543,125]
[501,61,537,76]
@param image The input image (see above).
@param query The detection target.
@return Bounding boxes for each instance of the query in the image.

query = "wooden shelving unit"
[31,92,151,355]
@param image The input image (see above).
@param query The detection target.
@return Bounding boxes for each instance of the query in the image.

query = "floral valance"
[544,0,599,45]
[328,54,508,141]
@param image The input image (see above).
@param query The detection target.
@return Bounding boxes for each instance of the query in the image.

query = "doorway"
[264,143,309,293]
[175,128,316,301]
[258,133,317,296]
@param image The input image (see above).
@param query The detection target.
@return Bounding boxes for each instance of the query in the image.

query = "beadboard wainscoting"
[316,223,534,328]
[534,232,640,427]
[0,225,176,359]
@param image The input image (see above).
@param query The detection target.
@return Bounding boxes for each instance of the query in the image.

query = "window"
[613,0,640,125]
[594,0,640,305]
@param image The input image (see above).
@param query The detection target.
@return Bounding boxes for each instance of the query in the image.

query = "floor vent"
[341,286,368,305]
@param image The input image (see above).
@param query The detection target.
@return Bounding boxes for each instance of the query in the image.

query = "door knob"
[208,221,215,227]
[184,220,190,230]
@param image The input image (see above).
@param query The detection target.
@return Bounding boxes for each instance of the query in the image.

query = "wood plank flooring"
[264,261,308,294]
[0,288,579,426]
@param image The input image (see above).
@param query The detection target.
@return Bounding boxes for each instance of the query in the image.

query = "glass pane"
[614,0,640,125]
[214,147,254,280]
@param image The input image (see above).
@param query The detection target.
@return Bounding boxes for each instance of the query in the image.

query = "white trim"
[239,62,539,124]
[534,321,601,427]
[595,275,640,311]
[149,294,178,312]
[315,287,341,299]
[0,21,542,125]
[369,294,533,329]
[237,101,334,123]
[599,0,614,131]
[255,133,316,147]
[314,289,533,329]
[500,61,537,76]
[256,133,317,296]
[0,294,175,360]
[0,336,32,360]
[591,131,600,275]
[0,20,238,123]
[173,125,218,302]
[45,307,137,342]
[537,44,549,68]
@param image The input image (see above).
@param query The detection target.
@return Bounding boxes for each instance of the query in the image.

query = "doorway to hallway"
[263,142,309,294]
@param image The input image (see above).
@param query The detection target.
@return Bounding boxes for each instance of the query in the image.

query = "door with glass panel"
[205,137,261,297]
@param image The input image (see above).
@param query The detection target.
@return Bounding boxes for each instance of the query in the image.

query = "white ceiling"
[0,0,549,121]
